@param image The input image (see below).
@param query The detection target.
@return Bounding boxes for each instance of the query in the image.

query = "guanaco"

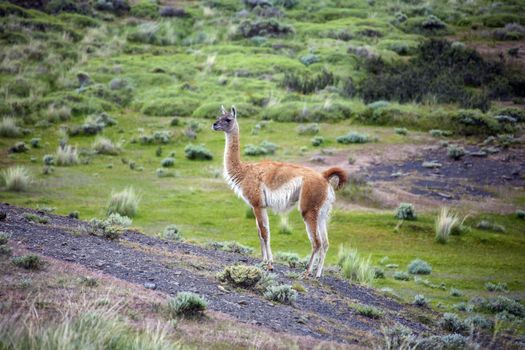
[212,106,347,277]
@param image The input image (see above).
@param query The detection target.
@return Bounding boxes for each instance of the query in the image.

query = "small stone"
[144,282,156,290]
[0,211,6,221]
[217,285,228,293]
[238,300,247,305]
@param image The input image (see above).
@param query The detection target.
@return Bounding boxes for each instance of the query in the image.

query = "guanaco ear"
[221,105,226,114]
[231,105,237,119]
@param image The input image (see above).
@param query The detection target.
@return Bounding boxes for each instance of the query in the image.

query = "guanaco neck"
[224,122,243,179]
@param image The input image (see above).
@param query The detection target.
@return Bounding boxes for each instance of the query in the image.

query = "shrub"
[439,313,467,334]
[311,136,324,147]
[450,288,463,297]
[264,284,297,304]
[336,132,370,144]
[45,104,72,123]
[237,19,293,38]
[217,265,263,287]
[408,259,432,275]
[297,123,319,135]
[222,241,253,255]
[159,6,187,17]
[475,220,506,233]
[429,129,452,137]
[517,210,525,219]
[168,292,208,316]
[9,142,28,153]
[485,282,508,292]
[92,137,121,155]
[299,54,319,66]
[161,157,175,167]
[23,213,49,224]
[465,315,493,330]
[275,252,300,268]
[130,1,158,18]
[30,138,41,148]
[104,213,132,227]
[447,145,465,160]
[494,23,525,41]
[162,224,181,241]
[12,254,43,270]
[337,245,374,285]
[395,203,416,220]
[2,166,32,192]
[282,69,335,94]
[413,294,428,307]
[352,304,383,319]
[393,271,410,281]
[244,141,278,156]
[0,245,12,256]
[0,117,21,137]
[107,187,140,217]
[374,268,385,279]
[0,232,10,245]
[43,155,55,166]
[417,334,468,350]
[184,144,213,160]
[79,276,98,287]
[56,145,79,166]
[394,127,408,135]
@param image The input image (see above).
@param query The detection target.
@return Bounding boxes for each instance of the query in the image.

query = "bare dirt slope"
[0,203,437,346]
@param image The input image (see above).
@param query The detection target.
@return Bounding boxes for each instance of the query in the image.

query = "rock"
[310,156,326,163]
[0,211,6,221]
[422,161,442,169]
[238,300,248,305]
[470,151,487,157]
[144,282,156,290]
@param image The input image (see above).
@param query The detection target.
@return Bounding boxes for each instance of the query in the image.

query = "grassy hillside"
[1,0,525,346]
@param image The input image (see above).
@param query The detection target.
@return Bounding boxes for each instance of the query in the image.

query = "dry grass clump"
[107,187,140,218]
[92,137,121,155]
[435,207,468,243]
[337,245,374,285]
[2,166,32,192]
[56,145,79,166]
[0,117,21,137]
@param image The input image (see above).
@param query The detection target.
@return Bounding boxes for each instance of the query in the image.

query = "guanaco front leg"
[252,206,273,270]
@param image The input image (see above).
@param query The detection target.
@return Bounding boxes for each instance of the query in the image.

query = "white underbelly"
[262,177,302,213]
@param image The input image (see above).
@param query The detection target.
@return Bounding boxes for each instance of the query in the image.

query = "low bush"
[107,187,140,217]
[130,1,158,18]
[337,245,374,285]
[237,19,293,38]
[352,304,383,319]
[413,294,428,307]
[450,288,463,297]
[311,136,324,147]
[12,254,43,270]
[0,232,10,245]
[447,145,465,161]
[161,157,175,167]
[8,142,28,153]
[485,282,508,292]
[244,141,278,156]
[465,315,493,330]
[282,69,335,94]
[92,137,121,155]
[141,97,198,116]
[264,284,297,304]
[408,259,432,275]
[439,313,467,334]
[417,334,468,350]
[168,292,208,316]
[275,252,300,268]
[30,138,41,148]
[23,213,49,224]
[222,241,253,255]
[395,203,416,220]
[394,127,408,135]
[494,23,525,41]
[184,144,213,160]
[162,224,181,241]
[218,265,263,287]
[104,213,132,227]
[2,166,32,192]
[336,132,370,144]
[297,123,319,135]
[393,271,410,281]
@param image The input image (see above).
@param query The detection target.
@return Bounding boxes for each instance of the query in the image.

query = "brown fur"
[213,106,347,276]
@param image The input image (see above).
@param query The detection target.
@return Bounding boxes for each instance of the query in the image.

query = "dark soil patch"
[364,146,525,201]
[0,203,435,345]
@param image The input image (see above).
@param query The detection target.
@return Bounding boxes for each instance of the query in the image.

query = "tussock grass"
[56,145,79,166]
[337,245,374,285]
[435,207,466,243]
[0,117,21,137]
[0,302,179,350]
[107,187,140,218]
[2,166,32,192]
[92,137,121,155]
[12,254,43,270]
[168,292,208,317]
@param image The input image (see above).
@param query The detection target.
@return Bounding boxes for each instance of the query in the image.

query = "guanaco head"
[212,105,237,133]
